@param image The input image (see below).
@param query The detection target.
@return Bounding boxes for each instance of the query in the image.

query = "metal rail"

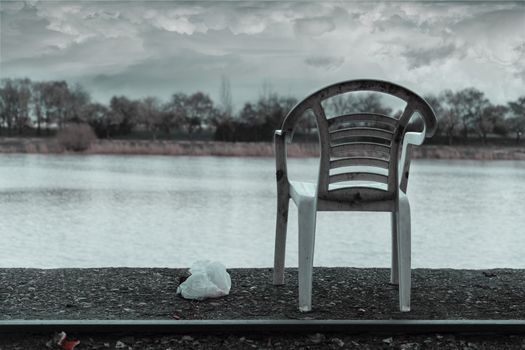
[1,320,525,334]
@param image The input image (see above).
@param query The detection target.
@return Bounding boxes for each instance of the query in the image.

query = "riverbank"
[1,267,524,348]
[1,137,524,160]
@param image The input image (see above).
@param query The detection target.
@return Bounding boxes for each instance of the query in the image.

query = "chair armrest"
[409,100,438,138]
[274,130,289,186]
[399,118,427,193]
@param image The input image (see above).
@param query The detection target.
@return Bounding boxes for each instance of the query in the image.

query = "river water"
[0,154,523,269]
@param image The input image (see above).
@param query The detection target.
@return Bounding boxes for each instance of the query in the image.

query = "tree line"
[425,89,524,145]
[1,77,524,144]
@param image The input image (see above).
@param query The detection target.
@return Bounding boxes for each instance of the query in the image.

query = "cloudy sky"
[1,1,524,108]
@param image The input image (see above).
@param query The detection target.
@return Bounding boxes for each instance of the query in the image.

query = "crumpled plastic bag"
[176,260,231,300]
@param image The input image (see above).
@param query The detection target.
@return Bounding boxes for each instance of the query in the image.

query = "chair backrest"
[279,79,436,202]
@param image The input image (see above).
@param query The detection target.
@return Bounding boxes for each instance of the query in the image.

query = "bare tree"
[185,92,214,134]
[81,102,111,138]
[109,96,139,135]
[324,92,392,119]
[0,78,32,135]
[31,82,45,136]
[219,75,233,118]
[438,90,462,145]
[478,104,507,144]
[325,95,350,116]
[166,92,215,135]
[65,83,91,123]
[259,79,273,102]
[165,93,187,132]
[447,88,489,141]
[15,79,31,135]
[137,97,162,140]
[507,96,525,144]
[0,79,18,135]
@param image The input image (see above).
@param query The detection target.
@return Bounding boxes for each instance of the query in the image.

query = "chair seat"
[290,181,316,203]
[290,181,394,211]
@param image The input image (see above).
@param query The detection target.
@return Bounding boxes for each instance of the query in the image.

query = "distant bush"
[56,123,97,151]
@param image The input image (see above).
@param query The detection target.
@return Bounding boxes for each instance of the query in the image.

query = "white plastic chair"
[272,80,437,312]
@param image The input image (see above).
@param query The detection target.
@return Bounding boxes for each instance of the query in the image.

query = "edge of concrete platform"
[1,319,525,334]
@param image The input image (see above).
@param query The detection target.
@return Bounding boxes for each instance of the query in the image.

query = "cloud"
[228,14,267,35]
[452,8,525,66]
[513,43,525,82]
[83,49,245,102]
[1,1,524,106]
[294,17,335,37]
[1,33,148,82]
[403,43,461,69]
[304,56,344,70]
[374,13,419,32]
[153,15,206,35]
[0,3,72,62]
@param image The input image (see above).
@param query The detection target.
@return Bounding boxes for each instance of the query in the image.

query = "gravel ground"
[1,267,524,349]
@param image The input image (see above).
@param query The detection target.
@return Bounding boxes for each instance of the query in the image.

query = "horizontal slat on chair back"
[330,127,394,141]
[330,157,390,169]
[323,112,398,194]
[328,113,397,130]
[330,142,391,158]
[329,172,388,184]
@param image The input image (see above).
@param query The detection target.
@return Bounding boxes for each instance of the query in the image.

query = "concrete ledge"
[1,319,525,334]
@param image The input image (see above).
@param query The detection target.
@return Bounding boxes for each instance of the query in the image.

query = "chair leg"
[390,211,399,285]
[273,194,290,285]
[397,194,411,312]
[297,198,317,312]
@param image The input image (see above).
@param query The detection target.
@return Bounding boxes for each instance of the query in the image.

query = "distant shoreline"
[0,137,524,160]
